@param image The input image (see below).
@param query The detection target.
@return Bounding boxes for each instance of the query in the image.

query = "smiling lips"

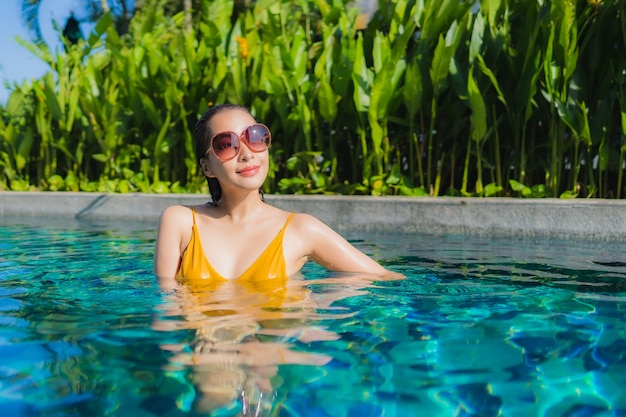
[237,165,260,176]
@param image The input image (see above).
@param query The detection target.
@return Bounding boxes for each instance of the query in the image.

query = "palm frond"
[20,0,43,42]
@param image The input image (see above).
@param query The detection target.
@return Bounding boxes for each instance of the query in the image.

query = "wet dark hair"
[193,104,265,203]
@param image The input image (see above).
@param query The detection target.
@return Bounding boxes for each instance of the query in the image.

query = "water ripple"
[1,221,625,416]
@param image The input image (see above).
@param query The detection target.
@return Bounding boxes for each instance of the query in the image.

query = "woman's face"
[200,109,270,194]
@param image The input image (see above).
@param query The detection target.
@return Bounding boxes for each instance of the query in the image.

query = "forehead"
[209,109,257,135]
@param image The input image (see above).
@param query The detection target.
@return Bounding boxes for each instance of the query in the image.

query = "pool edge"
[1,191,625,241]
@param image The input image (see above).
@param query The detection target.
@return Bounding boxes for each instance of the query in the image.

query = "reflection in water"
[4,221,625,416]
[153,273,379,415]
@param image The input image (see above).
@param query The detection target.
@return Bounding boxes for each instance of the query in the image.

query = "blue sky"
[0,0,85,104]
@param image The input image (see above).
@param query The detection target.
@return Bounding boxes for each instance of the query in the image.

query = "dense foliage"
[1,0,625,197]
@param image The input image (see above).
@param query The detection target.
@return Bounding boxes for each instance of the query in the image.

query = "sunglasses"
[209,124,271,161]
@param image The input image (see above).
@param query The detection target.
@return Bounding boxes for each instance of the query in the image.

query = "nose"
[237,141,254,161]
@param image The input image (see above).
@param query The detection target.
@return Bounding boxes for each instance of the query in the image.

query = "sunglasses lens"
[246,125,271,151]
[210,124,271,161]
[212,133,239,160]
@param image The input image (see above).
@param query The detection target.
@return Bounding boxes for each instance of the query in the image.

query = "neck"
[214,190,265,220]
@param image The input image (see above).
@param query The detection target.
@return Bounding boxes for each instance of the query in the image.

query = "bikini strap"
[283,213,295,228]
[190,206,197,225]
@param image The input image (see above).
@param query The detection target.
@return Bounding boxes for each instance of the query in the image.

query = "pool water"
[1,217,625,417]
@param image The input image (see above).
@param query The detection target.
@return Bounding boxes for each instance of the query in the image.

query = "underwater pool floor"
[1,217,625,417]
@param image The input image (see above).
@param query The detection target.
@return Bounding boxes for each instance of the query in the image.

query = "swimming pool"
[1,216,625,416]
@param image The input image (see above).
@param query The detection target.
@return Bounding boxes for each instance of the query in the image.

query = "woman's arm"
[154,205,191,290]
[292,213,400,278]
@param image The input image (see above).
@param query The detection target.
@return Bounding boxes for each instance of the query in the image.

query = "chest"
[191,220,291,279]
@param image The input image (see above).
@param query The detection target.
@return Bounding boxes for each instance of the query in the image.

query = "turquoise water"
[1,217,625,417]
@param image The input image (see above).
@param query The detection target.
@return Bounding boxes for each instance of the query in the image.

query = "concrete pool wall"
[1,191,625,241]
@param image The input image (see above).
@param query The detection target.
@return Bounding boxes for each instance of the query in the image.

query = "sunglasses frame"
[209,123,272,162]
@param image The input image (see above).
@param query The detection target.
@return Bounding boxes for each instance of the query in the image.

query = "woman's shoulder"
[288,212,332,234]
[162,202,216,213]
[159,204,195,226]
[269,208,314,223]
[290,211,318,222]
[160,204,192,216]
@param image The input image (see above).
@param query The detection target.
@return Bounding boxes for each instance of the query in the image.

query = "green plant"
[1,0,625,199]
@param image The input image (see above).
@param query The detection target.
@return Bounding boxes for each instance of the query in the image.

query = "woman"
[153,104,399,414]
[154,103,396,288]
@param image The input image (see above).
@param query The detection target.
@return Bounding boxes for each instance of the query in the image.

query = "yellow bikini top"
[175,208,310,333]
[176,207,295,285]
